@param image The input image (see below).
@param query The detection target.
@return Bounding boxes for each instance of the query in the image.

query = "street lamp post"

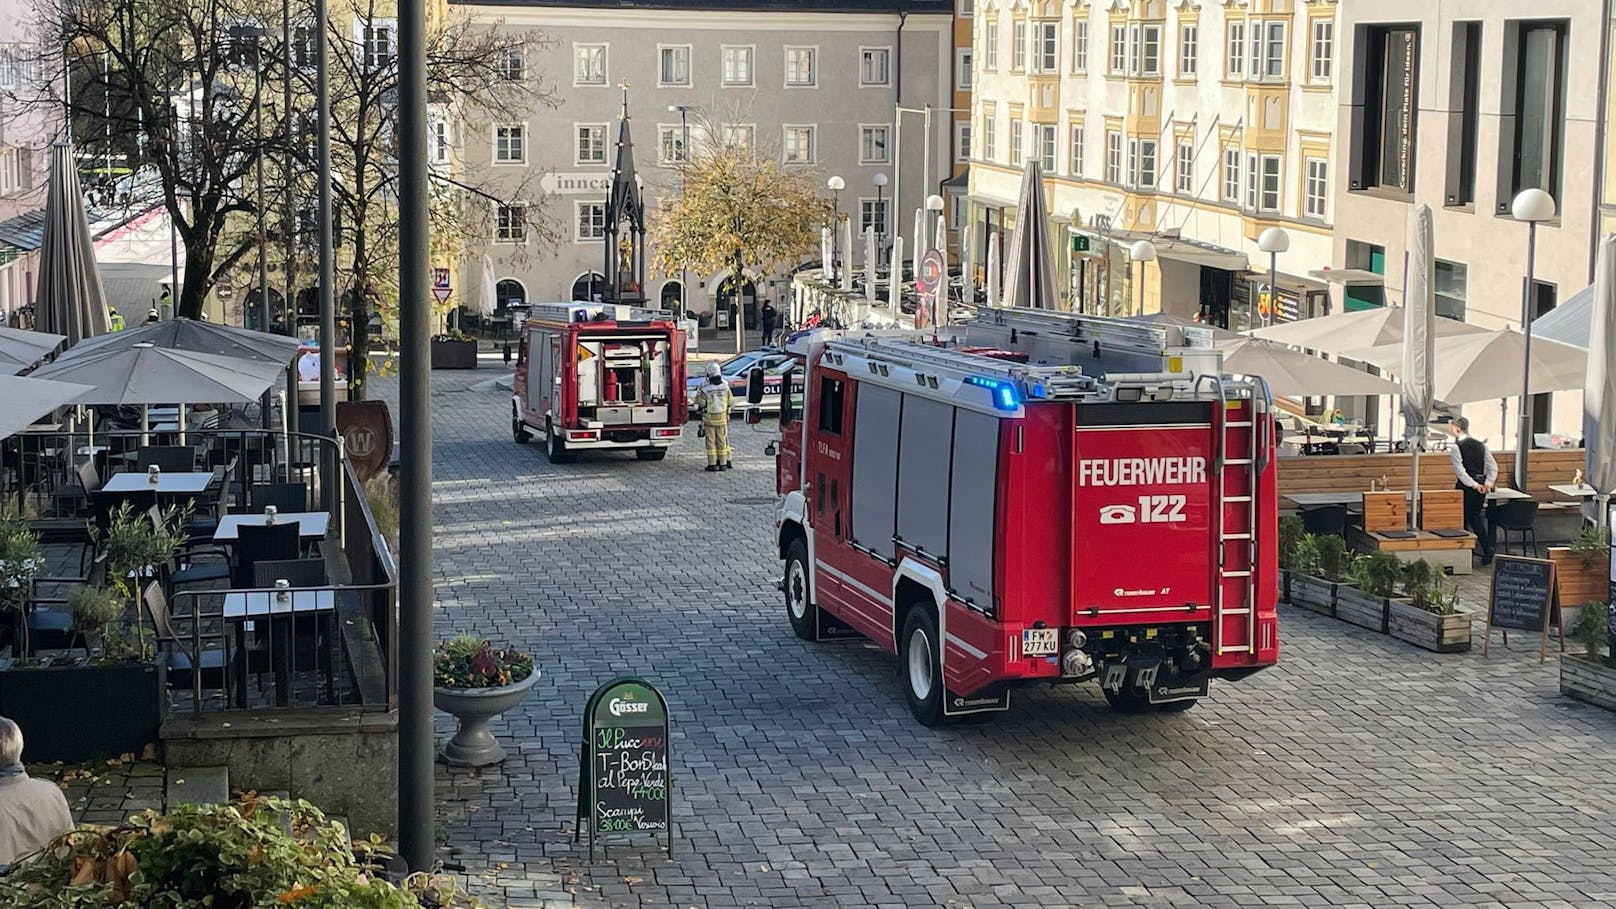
[1511,187,1557,491]
[1129,240,1157,317]
[827,175,845,279]
[668,104,692,319]
[1257,226,1290,328]
[872,172,888,261]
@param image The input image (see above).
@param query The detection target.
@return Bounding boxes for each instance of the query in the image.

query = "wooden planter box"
[1560,653,1616,712]
[0,661,161,762]
[1387,601,1474,653]
[430,338,479,370]
[1288,574,1337,615]
[1547,547,1610,606]
[1333,585,1400,633]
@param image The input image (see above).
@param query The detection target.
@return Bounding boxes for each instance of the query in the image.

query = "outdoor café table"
[1283,492,1364,509]
[1548,483,1600,499]
[1485,487,1532,502]
[213,512,329,543]
[223,589,336,708]
[102,471,215,496]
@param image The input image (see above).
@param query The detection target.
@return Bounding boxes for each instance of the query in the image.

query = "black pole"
[397,0,434,871]
[316,0,335,439]
[281,0,296,435]
[255,36,267,332]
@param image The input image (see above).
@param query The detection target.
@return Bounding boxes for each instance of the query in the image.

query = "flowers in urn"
[433,634,534,689]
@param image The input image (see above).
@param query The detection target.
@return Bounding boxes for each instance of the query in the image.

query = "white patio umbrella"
[961,226,975,308]
[863,227,877,311]
[911,209,923,280]
[1359,329,1588,404]
[820,227,834,283]
[840,217,854,293]
[1214,339,1401,397]
[1403,205,1437,527]
[986,233,1001,308]
[0,375,92,441]
[0,327,65,375]
[1583,234,1616,525]
[478,254,498,317]
[1251,306,1487,364]
[888,236,904,317]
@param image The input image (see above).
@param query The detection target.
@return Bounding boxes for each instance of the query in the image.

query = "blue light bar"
[964,375,1021,411]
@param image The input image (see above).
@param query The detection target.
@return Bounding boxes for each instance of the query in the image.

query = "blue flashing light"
[964,375,1021,411]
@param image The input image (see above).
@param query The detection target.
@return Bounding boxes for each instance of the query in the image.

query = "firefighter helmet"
[705,362,721,379]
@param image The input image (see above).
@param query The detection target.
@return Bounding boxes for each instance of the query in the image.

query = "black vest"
[1457,436,1487,483]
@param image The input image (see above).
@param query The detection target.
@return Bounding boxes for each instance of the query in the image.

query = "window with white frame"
[1222,149,1241,201]
[956,121,972,162]
[783,125,816,164]
[1259,21,1286,79]
[1137,24,1161,77]
[956,47,973,90]
[659,45,691,86]
[576,124,607,165]
[1259,155,1281,211]
[1245,153,1259,208]
[1180,24,1197,76]
[1038,124,1057,172]
[1310,19,1333,83]
[1125,139,1137,187]
[722,124,755,149]
[1227,22,1245,78]
[658,125,687,165]
[1012,21,1027,71]
[494,124,525,164]
[500,48,525,82]
[982,114,996,160]
[862,47,892,86]
[1176,142,1193,193]
[721,45,754,86]
[1010,121,1023,166]
[1105,130,1122,184]
[785,46,817,87]
[495,204,526,243]
[431,121,450,164]
[860,124,891,164]
[984,19,999,69]
[1034,22,1057,73]
[1305,157,1328,219]
[1138,139,1157,188]
[958,0,972,17]
[576,202,606,241]
[860,198,888,236]
[574,43,606,85]
[1072,19,1088,73]
[1070,124,1084,176]
[360,20,396,69]
[0,46,20,89]
[1110,25,1126,74]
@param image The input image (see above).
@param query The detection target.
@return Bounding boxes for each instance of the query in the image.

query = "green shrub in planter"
[68,585,125,656]
[1348,551,1403,598]
[1400,559,1459,615]
[1278,515,1304,571]
[1572,599,1608,660]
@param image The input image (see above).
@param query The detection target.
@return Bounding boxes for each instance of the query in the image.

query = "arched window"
[495,279,525,315]
[659,281,682,310]
[570,272,606,303]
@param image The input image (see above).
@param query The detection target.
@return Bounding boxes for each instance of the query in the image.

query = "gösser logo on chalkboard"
[575,677,672,860]
[1484,555,1566,663]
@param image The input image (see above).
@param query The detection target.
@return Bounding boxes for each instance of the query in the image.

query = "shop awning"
[1309,267,1385,287]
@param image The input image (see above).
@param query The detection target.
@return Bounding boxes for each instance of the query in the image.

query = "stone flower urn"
[432,669,540,767]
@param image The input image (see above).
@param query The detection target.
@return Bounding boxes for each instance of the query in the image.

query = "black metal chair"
[137,446,196,473]
[1299,504,1349,539]
[50,460,99,517]
[252,559,329,589]
[247,482,308,515]
[231,522,301,587]
[142,581,230,692]
[24,554,109,655]
[1491,499,1540,558]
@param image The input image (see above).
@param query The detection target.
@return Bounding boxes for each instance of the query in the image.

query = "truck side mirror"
[746,367,766,404]
[744,407,762,426]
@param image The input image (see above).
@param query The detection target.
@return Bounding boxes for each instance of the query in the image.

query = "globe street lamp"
[1129,240,1157,317]
[827,175,845,276]
[1257,226,1290,328]
[668,104,694,319]
[872,172,888,259]
[1511,187,1557,491]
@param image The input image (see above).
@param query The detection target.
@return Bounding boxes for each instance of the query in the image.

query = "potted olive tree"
[1560,598,1616,711]
[432,634,539,767]
[1386,560,1473,653]
[1288,533,1350,615]
[0,519,42,658]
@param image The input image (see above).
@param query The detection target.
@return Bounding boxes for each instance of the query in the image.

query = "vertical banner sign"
[576,677,672,860]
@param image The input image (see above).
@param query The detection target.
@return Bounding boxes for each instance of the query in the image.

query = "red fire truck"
[512,303,687,462]
[764,308,1279,724]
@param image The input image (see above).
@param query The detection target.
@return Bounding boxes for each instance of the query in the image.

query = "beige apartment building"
[968,0,1341,328]
[1332,1,1604,439]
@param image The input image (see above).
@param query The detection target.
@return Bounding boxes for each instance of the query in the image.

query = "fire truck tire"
[545,423,575,464]
[783,539,818,641]
[513,419,531,444]
[900,606,947,727]
[635,448,667,461]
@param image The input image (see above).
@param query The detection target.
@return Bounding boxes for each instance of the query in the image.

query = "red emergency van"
[765,308,1280,724]
[512,303,686,462]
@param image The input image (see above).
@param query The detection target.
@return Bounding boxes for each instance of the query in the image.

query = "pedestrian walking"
[1447,416,1497,565]
[760,301,777,347]
[107,308,125,332]
[694,361,733,472]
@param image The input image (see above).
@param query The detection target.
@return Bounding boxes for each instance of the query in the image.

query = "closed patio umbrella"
[478,255,498,317]
[1402,205,1437,527]
[33,142,110,346]
[1213,338,1401,397]
[999,161,1058,311]
[0,327,65,375]
[1583,234,1616,525]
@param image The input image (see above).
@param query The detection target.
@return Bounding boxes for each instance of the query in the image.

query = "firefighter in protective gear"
[694,361,733,471]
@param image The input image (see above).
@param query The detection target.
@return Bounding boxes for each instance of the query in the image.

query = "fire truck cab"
[512,302,686,463]
[769,308,1280,725]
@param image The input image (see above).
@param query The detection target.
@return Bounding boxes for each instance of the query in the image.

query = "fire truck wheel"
[900,606,947,727]
[545,423,574,464]
[635,448,667,461]
[783,539,817,641]
[513,419,532,444]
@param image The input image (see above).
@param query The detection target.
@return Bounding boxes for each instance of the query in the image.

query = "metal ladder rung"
[1221,608,1252,616]
[1225,421,1254,428]
[1223,495,1252,503]
[1225,458,1254,465]
[1221,533,1252,541]
[1220,570,1252,578]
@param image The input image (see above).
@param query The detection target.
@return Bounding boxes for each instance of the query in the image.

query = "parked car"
[686,349,791,415]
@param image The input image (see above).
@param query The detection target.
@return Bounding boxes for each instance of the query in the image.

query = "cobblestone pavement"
[373,367,1616,909]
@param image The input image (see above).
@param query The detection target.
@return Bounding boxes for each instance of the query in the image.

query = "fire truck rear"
[768,308,1279,725]
[512,303,686,463]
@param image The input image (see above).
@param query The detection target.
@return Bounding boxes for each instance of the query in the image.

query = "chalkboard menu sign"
[1484,556,1561,662]
[575,677,671,859]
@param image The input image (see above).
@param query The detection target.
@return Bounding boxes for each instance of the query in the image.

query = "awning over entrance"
[1104,230,1248,272]
[1309,267,1385,287]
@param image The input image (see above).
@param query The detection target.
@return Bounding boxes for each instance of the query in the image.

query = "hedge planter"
[1559,654,1616,712]
[1546,547,1610,606]
[0,661,160,762]
[1334,586,1404,633]
[1387,601,1474,653]
[433,669,539,767]
[1288,574,1337,615]
[429,338,479,370]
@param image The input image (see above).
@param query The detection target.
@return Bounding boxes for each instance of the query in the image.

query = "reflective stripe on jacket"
[696,381,732,420]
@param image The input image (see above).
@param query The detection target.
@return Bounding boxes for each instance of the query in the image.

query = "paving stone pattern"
[374,367,1616,909]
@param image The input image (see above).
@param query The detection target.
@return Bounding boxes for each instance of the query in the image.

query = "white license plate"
[1022,628,1059,657]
